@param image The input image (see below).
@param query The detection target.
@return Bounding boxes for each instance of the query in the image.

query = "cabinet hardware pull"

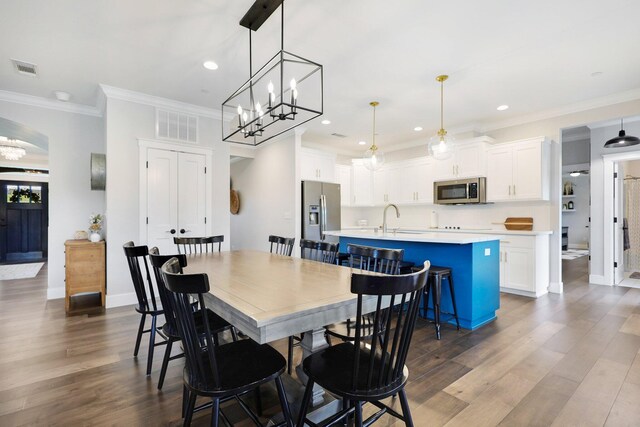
[499,252,502,262]
[508,185,511,195]
[513,185,516,195]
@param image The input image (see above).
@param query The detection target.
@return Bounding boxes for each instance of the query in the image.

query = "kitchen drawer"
[500,235,534,249]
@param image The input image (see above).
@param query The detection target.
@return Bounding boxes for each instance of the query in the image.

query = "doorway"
[561,127,591,285]
[0,181,48,263]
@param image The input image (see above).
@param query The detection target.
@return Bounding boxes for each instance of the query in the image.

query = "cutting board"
[494,217,534,231]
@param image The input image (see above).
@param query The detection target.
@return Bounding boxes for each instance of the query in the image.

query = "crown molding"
[0,89,102,117]
[99,84,222,118]
[479,88,640,133]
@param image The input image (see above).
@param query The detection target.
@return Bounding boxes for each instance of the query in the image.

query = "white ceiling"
[2,0,640,156]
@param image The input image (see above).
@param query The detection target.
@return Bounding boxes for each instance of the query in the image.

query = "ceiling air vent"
[11,59,38,77]
[331,133,347,138]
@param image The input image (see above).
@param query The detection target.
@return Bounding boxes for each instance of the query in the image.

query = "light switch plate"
[484,248,491,256]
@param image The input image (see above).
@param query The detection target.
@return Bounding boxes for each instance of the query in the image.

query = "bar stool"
[417,265,460,339]
[398,260,415,274]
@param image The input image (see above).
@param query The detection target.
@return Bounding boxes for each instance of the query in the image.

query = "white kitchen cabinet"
[351,159,373,206]
[486,137,549,202]
[433,138,490,180]
[373,167,389,205]
[300,148,336,182]
[335,164,352,206]
[499,234,549,297]
[396,157,432,204]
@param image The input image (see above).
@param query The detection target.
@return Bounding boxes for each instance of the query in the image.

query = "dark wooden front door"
[0,181,48,262]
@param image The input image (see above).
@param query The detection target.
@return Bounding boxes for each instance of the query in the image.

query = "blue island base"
[339,236,501,331]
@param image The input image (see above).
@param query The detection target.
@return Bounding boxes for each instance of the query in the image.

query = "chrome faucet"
[382,203,400,233]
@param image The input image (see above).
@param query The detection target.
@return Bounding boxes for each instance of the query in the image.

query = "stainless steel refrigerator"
[302,181,341,243]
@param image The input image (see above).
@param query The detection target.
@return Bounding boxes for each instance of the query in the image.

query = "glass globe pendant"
[428,75,454,160]
[363,101,385,171]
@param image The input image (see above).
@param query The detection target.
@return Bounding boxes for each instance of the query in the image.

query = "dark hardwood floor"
[1,258,640,426]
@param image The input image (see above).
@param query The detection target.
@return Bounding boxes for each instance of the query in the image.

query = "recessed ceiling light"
[203,61,218,70]
[321,119,331,125]
[414,126,423,131]
[358,141,366,145]
[497,104,509,111]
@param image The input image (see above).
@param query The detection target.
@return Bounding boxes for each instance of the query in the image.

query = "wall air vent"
[11,59,38,77]
[331,133,347,138]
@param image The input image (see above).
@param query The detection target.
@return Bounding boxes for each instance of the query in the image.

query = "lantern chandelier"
[0,138,26,161]
[222,0,323,146]
[428,74,454,160]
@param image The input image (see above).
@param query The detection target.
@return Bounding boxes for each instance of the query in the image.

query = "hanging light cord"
[436,75,448,137]
[369,101,379,151]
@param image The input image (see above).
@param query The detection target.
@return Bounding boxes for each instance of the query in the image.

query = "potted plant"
[89,213,104,242]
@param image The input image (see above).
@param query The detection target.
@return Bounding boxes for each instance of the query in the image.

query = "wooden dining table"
[185,249,381,408]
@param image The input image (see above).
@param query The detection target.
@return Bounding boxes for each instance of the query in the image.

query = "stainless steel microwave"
[434,177,487,204]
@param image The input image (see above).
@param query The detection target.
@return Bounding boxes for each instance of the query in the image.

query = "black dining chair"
[299,238,340,264]
[269,235,295,256]
[161,258,293,427]
[123,241,167,376]
[297,261,430,427]
[148,248,238,390]
[325,244,404,343]
[286,239,340,374]
[174,235,224,254]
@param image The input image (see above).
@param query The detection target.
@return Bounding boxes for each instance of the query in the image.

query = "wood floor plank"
[3,258,640,426]
[620,313,640,337]
[551,358,629,427]
[604,381,640,426]
[498,374,579,427]
[625,350,640,386]
[444,321,564,403]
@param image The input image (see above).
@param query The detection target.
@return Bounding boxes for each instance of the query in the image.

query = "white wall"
[230,135,297,251]
[0,101,105,298]
[104,96,230,307]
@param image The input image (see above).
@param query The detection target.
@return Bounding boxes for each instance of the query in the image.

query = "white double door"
[146,148,207,254]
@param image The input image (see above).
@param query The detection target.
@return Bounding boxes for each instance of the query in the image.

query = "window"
[7,184,42,203]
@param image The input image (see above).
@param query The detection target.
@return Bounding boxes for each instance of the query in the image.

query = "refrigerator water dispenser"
[308,205,319,225]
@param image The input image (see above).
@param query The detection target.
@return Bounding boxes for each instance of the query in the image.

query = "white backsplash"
[342,202,552,231]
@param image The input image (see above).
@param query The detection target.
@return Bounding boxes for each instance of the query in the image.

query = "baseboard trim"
[549,281,563,294]
[589,274,609,286]
[106,292,137,308]
[47,287,65,300]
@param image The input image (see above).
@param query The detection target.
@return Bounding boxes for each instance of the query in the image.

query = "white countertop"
[341,226,552,237]
[325,229,502,244]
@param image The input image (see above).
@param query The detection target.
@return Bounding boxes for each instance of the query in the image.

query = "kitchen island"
[325,229,502,330]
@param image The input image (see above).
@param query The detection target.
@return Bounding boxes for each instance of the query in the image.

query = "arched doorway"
[0,117,49,264]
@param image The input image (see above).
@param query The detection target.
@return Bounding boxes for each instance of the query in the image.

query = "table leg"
[295,327,330,407]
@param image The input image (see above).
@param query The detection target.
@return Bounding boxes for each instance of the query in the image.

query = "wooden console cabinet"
[64,240,106,313]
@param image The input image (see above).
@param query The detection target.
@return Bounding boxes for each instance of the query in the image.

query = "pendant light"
[428,75,454,160]
[363,101,385,171]
[604,118,640,148]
